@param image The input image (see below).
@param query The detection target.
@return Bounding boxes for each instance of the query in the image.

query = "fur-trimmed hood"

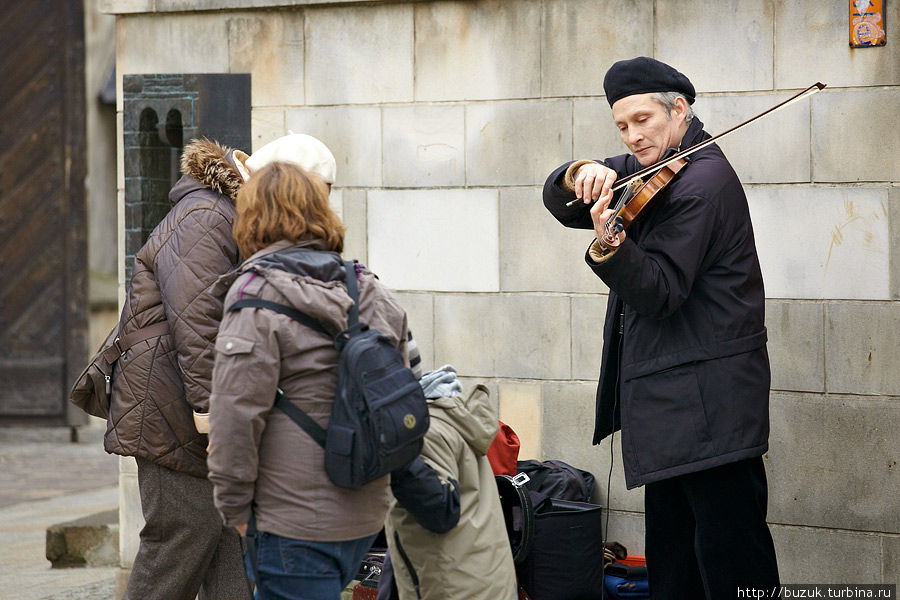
[170,139,247,204]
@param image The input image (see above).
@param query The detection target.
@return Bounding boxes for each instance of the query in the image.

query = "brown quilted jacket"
[104,140,244,477]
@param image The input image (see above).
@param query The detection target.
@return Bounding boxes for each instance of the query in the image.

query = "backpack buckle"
[113,337,124,356]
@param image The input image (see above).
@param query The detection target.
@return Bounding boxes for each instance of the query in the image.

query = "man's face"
[611,93,687,167]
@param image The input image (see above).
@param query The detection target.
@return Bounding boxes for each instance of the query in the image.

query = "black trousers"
[643,456,779,599]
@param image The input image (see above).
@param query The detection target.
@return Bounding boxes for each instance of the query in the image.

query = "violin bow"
[566,82,827,207]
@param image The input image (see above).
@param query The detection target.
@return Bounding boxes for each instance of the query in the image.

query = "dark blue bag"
[604,562,649,599]
[228,260,428,489]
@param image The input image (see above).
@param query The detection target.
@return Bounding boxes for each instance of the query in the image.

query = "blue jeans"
[249,531,377,600]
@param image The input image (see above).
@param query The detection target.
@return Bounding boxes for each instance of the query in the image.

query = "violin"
[596,155,689,255]
[565,82,827,256]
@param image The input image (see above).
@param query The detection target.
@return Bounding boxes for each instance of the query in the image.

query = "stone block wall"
[108,0,899,585]
[84,0,117,286]
[121,74,198,284]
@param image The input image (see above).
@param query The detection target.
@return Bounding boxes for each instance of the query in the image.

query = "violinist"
[542,57,779,597]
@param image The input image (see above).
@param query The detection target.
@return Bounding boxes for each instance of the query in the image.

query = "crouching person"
[381,366,518,600]
[206,162,412,600]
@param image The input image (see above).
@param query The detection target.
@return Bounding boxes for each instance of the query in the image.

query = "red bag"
[352,583,377,600]
[487,420,520,476]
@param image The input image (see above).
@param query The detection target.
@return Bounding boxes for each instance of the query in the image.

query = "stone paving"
[0,427,118,509]
[0,423,119,600]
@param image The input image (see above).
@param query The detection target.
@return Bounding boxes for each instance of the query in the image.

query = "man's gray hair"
[653,92,695,123]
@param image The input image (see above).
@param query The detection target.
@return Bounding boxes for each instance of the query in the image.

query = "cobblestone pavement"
[0,426,118,509]
[40,578,116,600]
[0,424,119,600]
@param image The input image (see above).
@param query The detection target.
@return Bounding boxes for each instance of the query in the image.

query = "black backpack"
[227,260,428,490]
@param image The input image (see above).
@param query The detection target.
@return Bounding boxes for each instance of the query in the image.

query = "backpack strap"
[344,261,359,326]
[334,261,367,351]
[228,298,334,448]
[227,298,332,449]
[274,389,327,449]
[225,266,361,454]
[227,298,330,337]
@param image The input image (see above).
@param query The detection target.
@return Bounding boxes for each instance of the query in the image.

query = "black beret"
[603,56,696,107]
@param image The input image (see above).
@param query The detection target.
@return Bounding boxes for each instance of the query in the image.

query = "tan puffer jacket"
[104,139,244,477]
[207,240,410,542]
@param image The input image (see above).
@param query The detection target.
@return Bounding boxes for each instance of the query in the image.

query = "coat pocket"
[623,364,712,475]
[215,336,255,356]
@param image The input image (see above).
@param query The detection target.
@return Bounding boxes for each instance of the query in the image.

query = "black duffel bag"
[497,469,606,600]
[516,459,596,503]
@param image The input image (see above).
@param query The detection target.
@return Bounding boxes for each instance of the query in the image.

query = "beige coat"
[105,140,243,477]
[207,240,410,542]
[385,387,518,600]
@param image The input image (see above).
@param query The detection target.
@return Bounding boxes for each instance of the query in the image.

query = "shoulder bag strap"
[100,321,170,364]
[244,511,266,600]
[393,531,423,600]
[509,473,535,564]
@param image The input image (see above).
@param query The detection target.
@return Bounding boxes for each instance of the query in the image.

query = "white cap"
[245,133,337,184]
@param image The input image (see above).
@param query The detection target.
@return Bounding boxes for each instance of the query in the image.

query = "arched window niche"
[122,73,250,286]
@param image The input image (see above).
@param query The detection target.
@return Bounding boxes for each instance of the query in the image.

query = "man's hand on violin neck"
[591,205,622,248]
[574,162,617,208]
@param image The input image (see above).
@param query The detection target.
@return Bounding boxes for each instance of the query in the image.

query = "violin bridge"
[625,177,644,200]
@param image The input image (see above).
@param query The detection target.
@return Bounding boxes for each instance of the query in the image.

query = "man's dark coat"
[544,117,771,489]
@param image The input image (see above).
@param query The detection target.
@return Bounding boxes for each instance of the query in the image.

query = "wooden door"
[0,0,87,424]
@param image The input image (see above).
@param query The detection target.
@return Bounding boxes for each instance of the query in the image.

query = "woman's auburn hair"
[234,162,345,257]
